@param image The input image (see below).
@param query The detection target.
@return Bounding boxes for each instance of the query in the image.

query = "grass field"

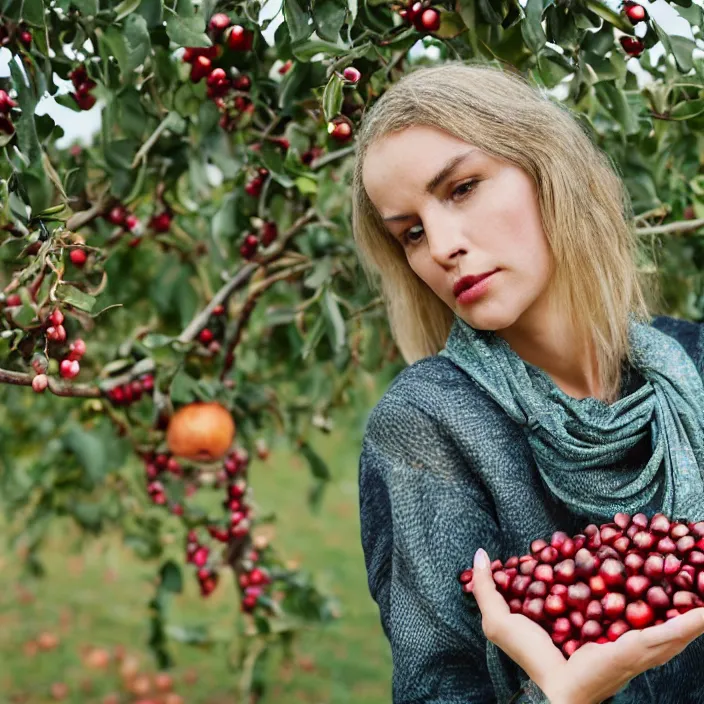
[0,382,393,703]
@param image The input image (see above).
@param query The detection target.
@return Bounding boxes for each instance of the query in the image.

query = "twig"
[310,145,356,170]
[635,218,704,236]
[178,209,318,344]
[65,187,112,231]
[219,261,314,381]
[0,368,101,397]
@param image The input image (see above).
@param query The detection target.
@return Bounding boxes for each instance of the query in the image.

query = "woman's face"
[362,125,556,334]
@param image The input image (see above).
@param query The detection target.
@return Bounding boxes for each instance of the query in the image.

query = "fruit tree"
[1,0,704,698]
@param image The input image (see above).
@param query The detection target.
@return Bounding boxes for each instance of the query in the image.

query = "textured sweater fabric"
[358,314,704,704]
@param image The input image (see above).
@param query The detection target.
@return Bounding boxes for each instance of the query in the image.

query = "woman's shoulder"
[650,314,702,364]
[365,353,498,435]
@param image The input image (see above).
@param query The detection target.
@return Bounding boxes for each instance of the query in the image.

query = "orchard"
[1,0,704,699]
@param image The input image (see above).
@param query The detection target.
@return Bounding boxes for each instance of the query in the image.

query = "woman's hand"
[471,548,704,704]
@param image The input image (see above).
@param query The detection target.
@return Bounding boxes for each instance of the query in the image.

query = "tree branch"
[178,208,318,344]
[636,218,704,236]
[65,187,112,232]
[0,367,101,397]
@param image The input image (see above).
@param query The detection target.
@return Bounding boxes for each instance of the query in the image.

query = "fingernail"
[474,548,489,569]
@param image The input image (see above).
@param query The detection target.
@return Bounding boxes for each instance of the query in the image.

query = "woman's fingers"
[641,607,704,649]
[471,548,511,639]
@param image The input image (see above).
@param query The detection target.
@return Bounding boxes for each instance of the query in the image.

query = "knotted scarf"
[438,314,704,524]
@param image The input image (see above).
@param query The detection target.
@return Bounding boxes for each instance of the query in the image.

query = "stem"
[178,209,318,344]
[65,187,112,231]
[310,145,356,170]
[636,218,704,236]
[0,368,101,397]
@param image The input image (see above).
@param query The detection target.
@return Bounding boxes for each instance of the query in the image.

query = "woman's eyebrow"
[382,149,478,223]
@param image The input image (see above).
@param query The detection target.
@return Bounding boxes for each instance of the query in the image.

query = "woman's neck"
[495,307,603,402]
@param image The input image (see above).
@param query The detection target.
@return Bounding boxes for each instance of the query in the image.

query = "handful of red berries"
[459,512,704,657]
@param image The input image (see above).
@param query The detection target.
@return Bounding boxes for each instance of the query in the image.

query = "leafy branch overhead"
[0,0,703,696]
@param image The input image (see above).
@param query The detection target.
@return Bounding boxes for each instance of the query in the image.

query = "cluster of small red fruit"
[0,89,17,137]
[182,13,257,134]
[143,445,274,611]
[68,64,97,111]
[396,1,442,32]
[0,21,32,51]
[106,373,155,406]
[29,308,86,389]
[460,512,704,658]
[103,203,141,234]
[197,302,227,354]
[619,2,650,57]
[239,219,278,261]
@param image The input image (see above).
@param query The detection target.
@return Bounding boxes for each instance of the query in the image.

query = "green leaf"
[477,0,504,25]
[670,98,704,120]
[71,0,98,14]
[165,624,213,644]
[165,8,211,47]
[22,0,45,25]
[137,0,163,26]
[594,81,640,135]
[434,10,467,39]
[652,20,695,73]
[322,289,346,352]
[123,14,152,72]
[9,59,41,165]
[56,284,96,312]
[312,0,347,42]
[295,176,318,195]
[62,425,108,481]
[160,561,183,593]
[284,0,313,43]
[299,440,332,481]
[521,0,546,54]
[292,38,347,61]
[114,0,141,20]
[322,73,344,123]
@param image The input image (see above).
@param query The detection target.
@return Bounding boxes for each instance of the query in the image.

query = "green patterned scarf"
[438,314,704,522]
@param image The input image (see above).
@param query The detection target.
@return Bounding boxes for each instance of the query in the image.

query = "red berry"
[0,89,17,114]
[278,60,293,75]
[209,13,231,33]
[227,25,253,51]
[190,55,212,83]
[6,293,21,307]
[59,359,80,379]
[124,214,139,231]
[70,249,87,267]
[32,374,48,393]
[149,212,171,232]
[342,66,361,83]
[261,221,278,247]
[418,8,441,32]
[49,308,64,326]
[19,30,31,48]
[71,91,96,111]
[198,328,214,344]
[625,600,654,628]
[620,36,645,57]
[327,118,352,143]
[233,75,251,91]
[624,1,648,23]
[106,205,126,226]
[68,338,86,361]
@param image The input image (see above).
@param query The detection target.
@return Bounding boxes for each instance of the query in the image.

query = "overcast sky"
[0,0,700,148]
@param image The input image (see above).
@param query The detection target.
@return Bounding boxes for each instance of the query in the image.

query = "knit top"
[358,314,704,703]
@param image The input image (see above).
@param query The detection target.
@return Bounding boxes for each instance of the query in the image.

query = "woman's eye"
[401,180,477,246]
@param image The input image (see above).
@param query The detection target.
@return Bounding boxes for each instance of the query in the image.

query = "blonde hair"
[351,59,660,405]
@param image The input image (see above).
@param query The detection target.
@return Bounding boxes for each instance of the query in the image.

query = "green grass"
[0,390,392,703]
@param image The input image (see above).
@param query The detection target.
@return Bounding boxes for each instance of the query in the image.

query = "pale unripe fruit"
[32,374,48,393]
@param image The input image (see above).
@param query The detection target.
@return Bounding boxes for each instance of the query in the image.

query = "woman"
[352,61,704,703]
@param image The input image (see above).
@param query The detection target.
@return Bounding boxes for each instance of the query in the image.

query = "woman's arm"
[359,393,551,703]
